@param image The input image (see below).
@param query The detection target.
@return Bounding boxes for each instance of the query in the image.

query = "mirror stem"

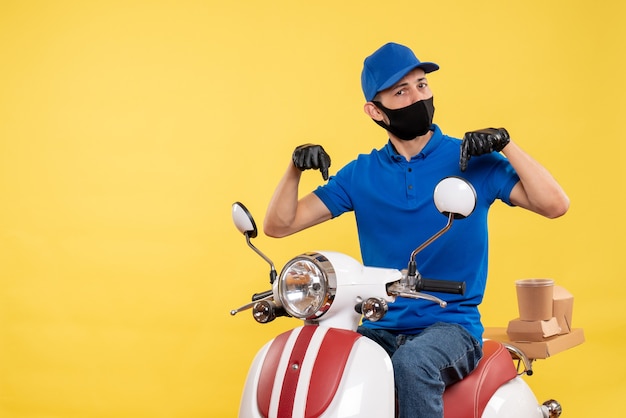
[245,233,277,284]
[407,212,454,280]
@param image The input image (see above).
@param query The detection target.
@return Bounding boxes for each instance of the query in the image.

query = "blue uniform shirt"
[313,125,519,342]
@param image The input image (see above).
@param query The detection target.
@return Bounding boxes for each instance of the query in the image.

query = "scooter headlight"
[278,252,336,319]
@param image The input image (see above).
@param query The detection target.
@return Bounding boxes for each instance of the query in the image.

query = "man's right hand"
[292,144,331,180]
[459,128,510,172]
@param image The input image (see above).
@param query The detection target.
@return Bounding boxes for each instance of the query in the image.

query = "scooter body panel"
[238,325,395,418]
[481,377,545,418]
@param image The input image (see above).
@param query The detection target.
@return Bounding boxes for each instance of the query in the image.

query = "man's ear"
[364,102,385,121]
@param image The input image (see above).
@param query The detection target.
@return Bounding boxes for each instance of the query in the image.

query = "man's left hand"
[460,128,510,172]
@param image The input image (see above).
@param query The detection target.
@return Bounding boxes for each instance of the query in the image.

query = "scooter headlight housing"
[278,252,336,319]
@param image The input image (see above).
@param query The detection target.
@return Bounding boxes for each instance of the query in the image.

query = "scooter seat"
[443,339,517,418]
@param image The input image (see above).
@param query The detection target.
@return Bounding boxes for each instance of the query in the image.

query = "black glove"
[292,144,331,181]
[460,128,510,172]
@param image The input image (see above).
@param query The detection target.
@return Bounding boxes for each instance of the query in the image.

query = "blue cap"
[361,42,439,102]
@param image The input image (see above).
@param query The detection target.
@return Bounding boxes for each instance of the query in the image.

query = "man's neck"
[389,130,433,161]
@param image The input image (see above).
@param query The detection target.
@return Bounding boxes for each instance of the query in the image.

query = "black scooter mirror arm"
[406,212,454,280]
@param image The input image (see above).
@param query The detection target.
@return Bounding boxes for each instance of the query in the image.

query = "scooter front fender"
[238,325,395,418]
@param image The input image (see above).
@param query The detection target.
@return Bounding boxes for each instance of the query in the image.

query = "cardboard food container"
[515,278,555,321]
[506,317,561,342]
[484,327,585,360]
[553,285,574,334]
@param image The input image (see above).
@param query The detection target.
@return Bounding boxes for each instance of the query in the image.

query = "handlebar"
[252,290,273,301]
[419,278,465,295]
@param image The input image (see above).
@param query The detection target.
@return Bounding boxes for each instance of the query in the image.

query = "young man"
[263,42,569,418]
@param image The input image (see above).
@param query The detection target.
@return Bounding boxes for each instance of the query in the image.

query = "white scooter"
[230,176,562,418]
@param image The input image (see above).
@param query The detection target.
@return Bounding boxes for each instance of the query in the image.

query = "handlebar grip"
[420,279,465,295]
[252,290,273,301]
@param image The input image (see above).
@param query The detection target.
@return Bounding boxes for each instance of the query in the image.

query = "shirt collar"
[383,124,443,161]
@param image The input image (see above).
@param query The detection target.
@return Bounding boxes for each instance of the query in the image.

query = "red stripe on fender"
[257,330,292,417]
[305,328,362,418]
[277,325,318,417]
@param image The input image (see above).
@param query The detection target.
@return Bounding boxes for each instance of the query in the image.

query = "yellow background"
[1,0,624,417]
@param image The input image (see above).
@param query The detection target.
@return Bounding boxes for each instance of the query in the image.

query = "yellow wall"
[1,0,624,417]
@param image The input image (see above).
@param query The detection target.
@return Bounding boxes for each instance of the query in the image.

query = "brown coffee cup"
[515,278,555,321]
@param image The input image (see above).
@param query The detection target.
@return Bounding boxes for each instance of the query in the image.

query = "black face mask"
[372,97,435,140]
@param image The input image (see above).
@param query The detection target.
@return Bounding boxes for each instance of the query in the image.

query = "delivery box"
[506,317,561,342]
[553,285,574,334]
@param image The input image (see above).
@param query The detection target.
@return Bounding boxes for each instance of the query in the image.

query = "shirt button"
[408,185,413,190]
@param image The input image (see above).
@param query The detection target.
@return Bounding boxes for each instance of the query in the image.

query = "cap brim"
[376,62,440,98]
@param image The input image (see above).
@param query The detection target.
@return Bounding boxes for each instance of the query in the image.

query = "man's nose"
[409,88,429,103]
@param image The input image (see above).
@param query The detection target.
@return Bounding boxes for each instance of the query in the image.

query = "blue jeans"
[357,322,483,418]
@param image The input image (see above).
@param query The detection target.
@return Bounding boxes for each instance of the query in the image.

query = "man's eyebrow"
[391,77,427,90]
[392,81,409,90]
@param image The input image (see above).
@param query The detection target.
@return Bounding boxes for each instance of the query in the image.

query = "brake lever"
[230,293,274,316]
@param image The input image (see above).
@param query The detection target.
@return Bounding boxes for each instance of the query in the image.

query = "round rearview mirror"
[232,202,258,238]
[433,177,477,219]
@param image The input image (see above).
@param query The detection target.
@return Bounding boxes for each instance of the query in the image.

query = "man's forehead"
[392,68,427,87]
